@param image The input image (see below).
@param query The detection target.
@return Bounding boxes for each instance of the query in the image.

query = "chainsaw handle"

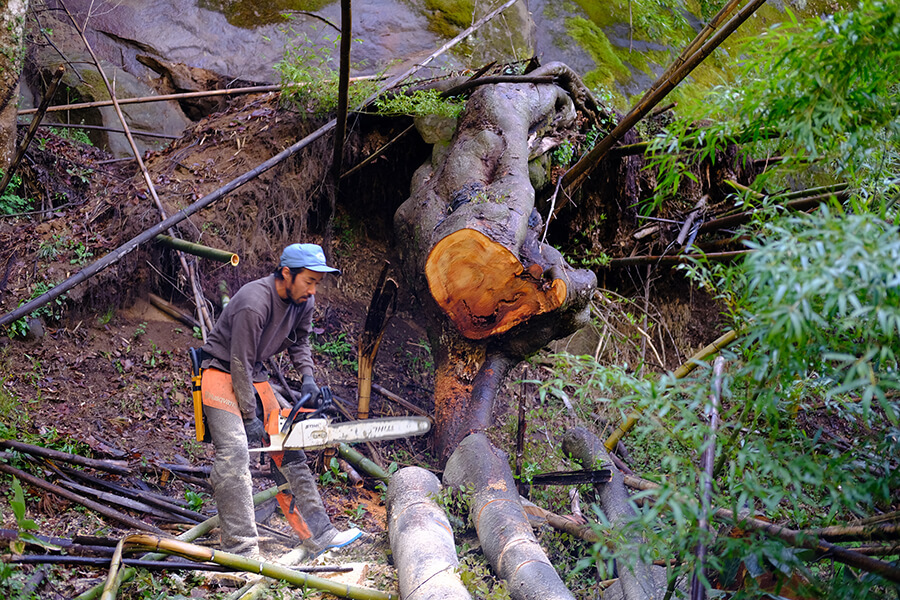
[280,392,314,433]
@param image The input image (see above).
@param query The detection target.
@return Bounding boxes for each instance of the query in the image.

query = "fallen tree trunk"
[387,466,471,600]
[443,433,575,600]
[394,62,599,459]
[562,427,665,600]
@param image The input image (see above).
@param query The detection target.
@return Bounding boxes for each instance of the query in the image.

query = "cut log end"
[425,229,567,340]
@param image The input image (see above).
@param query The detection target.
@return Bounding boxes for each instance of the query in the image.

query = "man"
[198,243,362,559]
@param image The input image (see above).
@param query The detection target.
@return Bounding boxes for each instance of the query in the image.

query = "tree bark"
[387,467,471,600]
[562,427,666,600]
[443,433,575,600]
[394,62,598,461]
[0,0,29,173]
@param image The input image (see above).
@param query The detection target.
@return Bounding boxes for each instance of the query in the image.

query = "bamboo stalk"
[337,443,391,483]
[0,65,65,197]
[604,250,750,268]
[74,485,282,600]
[332,0,352,180]
[148,293,201,329]
[17,85,283,116]
[0,463,164,534]
[559,0,768,202]
[604,330,739,451]
[371,383,430,418]
[23,120,178,140]
[0,439,131,475]
[154,235,239,265]
[690,356,725,600]
[59,0,214,341]
[57,479,185,523]
[100,534,398,600]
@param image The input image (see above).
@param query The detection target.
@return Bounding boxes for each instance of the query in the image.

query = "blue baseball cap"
[280,243,341,274]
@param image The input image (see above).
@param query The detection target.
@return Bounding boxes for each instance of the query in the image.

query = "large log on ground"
[394,62,598,459]
[387,467,471,600]
[443,433,575,600]
[562,427,666,600]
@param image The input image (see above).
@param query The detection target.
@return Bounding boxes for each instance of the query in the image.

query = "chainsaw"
[251,386,432,453]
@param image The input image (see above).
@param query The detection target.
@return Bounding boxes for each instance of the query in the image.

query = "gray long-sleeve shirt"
[201,274,315,418]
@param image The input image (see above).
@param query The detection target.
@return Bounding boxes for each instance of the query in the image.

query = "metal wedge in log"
[388,467,471,600]
[443,433,576,600]
[562,427,666,600]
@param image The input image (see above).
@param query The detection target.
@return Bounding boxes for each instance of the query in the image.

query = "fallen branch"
[387,467,470,600]
[371,383,430,418]
[0,439,131,475]
[0,462,164,535]
[148,293,201,329]
[604,250,749,268]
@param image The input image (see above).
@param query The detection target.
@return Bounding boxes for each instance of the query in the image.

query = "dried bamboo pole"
[25,121,178,140]
[559,0,768,202]
[371,383,430,418]
[17,85,282,115]
[74,485,282,600]
[0,439,131,475]
[604,250,750,268]
[338,459,364,488]
[358,264,398,419]
[0,65,65,197]
[388,467,471,600]
[0,463,164,534]
[99,534,398,600]
[604,329,739,451]
[58,465,206,523]
[154,235,239,265]
[690,356,725,600]
[56,479,185,523]
[148,293,201,328]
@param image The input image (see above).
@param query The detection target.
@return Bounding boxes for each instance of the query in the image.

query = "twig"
[21,120,179,140]
[371,383,430,418]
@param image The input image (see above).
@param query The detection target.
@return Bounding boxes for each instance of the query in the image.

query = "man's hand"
[244,417,266,448]
[300,375,319,402]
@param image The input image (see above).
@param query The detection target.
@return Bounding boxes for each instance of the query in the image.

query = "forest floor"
[0,93,564,599]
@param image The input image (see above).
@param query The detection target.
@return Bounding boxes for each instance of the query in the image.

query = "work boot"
[304,527,364,557]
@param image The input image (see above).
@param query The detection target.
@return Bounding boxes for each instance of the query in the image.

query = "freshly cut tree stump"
[387,467,471,600]
[426,228,566,339]
[394,62,600,459]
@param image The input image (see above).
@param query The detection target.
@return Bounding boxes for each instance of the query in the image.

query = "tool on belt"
[252,386,432,453]
[189,348,431,450]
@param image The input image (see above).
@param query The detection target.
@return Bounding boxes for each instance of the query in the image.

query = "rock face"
[23,0,537,156]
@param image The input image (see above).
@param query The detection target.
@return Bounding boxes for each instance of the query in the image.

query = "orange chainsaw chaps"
[271,452,313,540]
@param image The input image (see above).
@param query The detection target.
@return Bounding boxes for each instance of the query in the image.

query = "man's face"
[284,268,324,305]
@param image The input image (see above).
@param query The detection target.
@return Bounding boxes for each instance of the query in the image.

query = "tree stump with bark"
[394,62,599,461]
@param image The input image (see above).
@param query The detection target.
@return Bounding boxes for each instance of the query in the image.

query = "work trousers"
[205,405,337,555]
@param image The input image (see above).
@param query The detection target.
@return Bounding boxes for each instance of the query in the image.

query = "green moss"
[566,17,631,92]
[423,0,475,38]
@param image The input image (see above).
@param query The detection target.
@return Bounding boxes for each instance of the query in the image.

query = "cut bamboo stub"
[155,235,239,265]
[425,229,566,339]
